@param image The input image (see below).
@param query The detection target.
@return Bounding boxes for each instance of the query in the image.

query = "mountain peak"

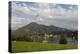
[29,22,37,24]
[14,22,72,34]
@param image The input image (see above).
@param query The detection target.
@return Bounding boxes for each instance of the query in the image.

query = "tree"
[59,34,67,44]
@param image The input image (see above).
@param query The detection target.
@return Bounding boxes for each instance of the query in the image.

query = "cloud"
[11,1,78,30]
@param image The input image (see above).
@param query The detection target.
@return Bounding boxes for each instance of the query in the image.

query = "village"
[30,32,77,44]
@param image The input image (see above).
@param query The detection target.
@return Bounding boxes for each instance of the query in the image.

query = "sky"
[11,1,78,30]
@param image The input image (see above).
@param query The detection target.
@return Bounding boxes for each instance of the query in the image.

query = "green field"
[12,41,77,53]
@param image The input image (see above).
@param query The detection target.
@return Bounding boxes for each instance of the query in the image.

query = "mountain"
[11,22,72,38]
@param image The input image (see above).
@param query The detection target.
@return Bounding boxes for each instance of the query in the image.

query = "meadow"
[12,41,77,53]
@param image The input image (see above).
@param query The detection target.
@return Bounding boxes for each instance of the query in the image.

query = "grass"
[12,41,77,53]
